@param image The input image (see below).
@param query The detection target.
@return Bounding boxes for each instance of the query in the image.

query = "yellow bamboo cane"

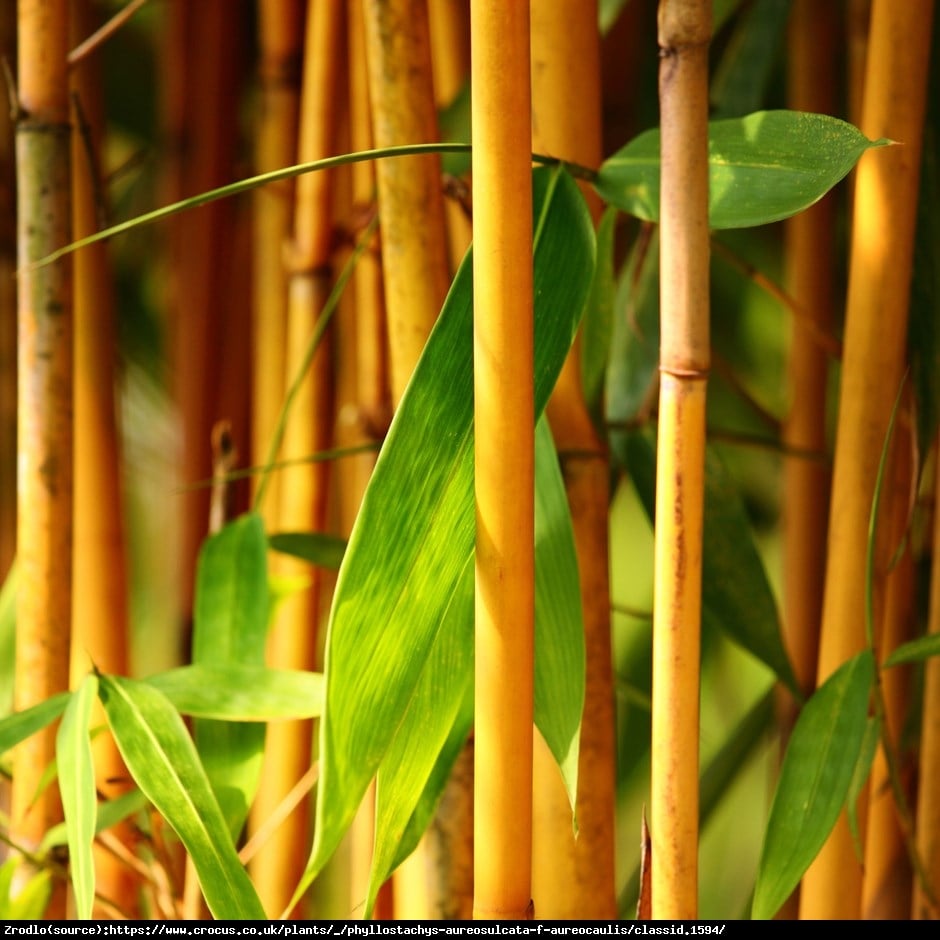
[651,0,711,920]
[13,0,73,915]
[914,439,940,919]
[69,0,137,914]
[799,0,934,918]
[248,0,344,918]
[529,0,617,918]
[251,0,303,526]
[0,5,14,582]
[471,0,534,921]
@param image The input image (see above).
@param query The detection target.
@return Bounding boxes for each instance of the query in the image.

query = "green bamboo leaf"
[884,632,940,668]
[595,110,891,229]
[847,715,881,858]
[751,650,875,920]
[292,167,595,908]
[269,532,347,570]
[0,692,71,758]
[0,859,52,920]
[98,674,265,920]
[0,559,15,716]
[581,205,618,431]
[192,513,270,840]
[147,664,324,720]
[55,674,98,920]
[621,429,800,695]
[364,418,585,915]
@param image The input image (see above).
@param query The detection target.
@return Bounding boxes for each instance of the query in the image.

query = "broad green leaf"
[751,651,874,920]
[581,205,618,431]
[295,168,595,906]
[269,532,347,570]
[606,224,660,428]
[192,513,270,839]
[98,675,265,920]
[0,692,71,758]
[621,429,799,695]
[365,418,585,914]
[56,674,98,919]
[595,110,891,229]
[884,632,940,668]
[147,664,324,720]
[710,0,790,119]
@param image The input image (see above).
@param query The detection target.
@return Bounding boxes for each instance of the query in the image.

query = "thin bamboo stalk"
[781,0,837,703]
[69,0,137,914]
[345,1,392,917]
[250,0,303,527]
[529,0,617,919]
[248,0,344,918]
[799,0,934,918]
[914,440,940,919]
[862,414,915,919]
[13,0,73,915]
[0,4,14,582]
[651,0,711,920]
[471,0,534,921]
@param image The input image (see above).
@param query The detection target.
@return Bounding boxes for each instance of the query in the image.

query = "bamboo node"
[658,364,709,380]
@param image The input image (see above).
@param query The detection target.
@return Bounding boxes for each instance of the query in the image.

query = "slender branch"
[68,0,150,68]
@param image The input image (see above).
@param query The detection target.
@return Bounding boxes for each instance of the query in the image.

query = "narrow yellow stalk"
[251,0,303,526]
[427,0,472,271]
[651,0,711,920]
[345,2,393,917]
[781,0,837,702]
[862,415,915,918]
[799,0,933,918]
[471,0,534,921]
[361,0,466,917]
[0,5,14,581]
[69,0,137,913]
[529,0,616,918]
[362,0,451,404]
[248,0,344,918]
[14,0,73,913]
[914,439,940,919]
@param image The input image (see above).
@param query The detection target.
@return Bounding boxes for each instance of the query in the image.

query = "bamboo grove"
[1,0,939,923]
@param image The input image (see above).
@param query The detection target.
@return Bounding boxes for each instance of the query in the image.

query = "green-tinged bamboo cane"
[529,0,617,918]
[651,0,711,920]
[248,0,344,918]
[0,4,14,582]
[799,0,933,918]
[13,0,73,915]
[251,0,303,527]
[471,0,535,921]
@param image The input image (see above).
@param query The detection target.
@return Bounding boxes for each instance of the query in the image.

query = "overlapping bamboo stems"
[781,0,837,705]
[13,0,73,914]
[0,5,14,581]
[862,410,915,918]
[799,0,934,918]
[250,0,303,527]
[248,0,344,918]
[344,2,392,916]
[650,0,711,920]
[360,0,461,918]
[69,0,136,913]
[162,0,247,627]
[471,0,534,921]
[915,436,940,918]
[529,0,617,918]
